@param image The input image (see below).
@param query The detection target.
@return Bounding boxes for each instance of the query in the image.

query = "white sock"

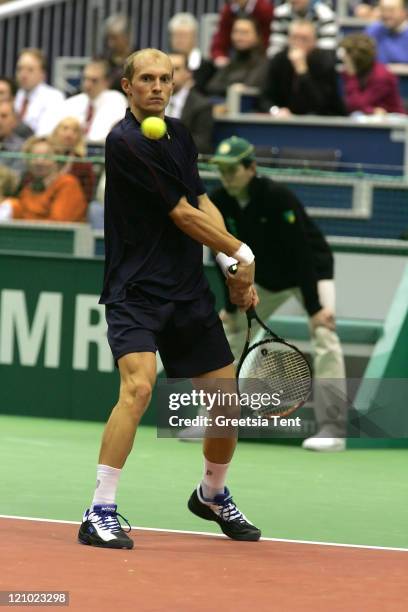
[91,464,122,508]
[200,458,230,501]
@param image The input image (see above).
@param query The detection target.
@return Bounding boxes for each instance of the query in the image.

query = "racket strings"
[238,340,311,416]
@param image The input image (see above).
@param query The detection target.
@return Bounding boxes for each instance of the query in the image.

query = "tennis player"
[78,49,261,549]
[208,136,347,452]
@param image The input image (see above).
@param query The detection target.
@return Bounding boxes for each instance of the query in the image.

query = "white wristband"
[233,243,255,265]
[215,252,238,277]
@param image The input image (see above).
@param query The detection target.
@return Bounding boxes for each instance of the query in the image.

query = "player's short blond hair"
[123,48,172,82]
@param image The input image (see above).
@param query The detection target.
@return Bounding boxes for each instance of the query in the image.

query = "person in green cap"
[211,136,347,452]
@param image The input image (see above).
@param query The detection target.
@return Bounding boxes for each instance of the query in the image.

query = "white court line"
[0,514,407,553]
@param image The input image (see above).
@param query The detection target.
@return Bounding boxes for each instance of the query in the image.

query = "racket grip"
[228,265,257,319]
[246,306,257,320]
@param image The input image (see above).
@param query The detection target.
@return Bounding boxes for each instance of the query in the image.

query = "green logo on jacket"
[283,210,296,224]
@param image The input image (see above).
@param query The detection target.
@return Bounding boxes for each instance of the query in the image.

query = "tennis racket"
[235,306,312,419]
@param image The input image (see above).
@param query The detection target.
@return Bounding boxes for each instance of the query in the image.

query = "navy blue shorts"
[105,285,234,378]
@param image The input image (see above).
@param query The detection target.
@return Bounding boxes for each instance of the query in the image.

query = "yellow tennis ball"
[141,116,167,140]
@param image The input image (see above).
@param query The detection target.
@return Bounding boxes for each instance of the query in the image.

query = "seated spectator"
[168,12,215,93]
[0,165,18,221]
[50,117,96,201]
[0,101,26,176]
[269,0,338,57]
[14,48,65,136]
[259,20,345,116]
[59,59,127,145]
[365,0,408,64]
[10,136,87,222]
[102,14,136,92]
[205,17,269,96]
[167,53,214,154]
[211,0,273,66]
[0,76,33,139]
[340,33,405,114]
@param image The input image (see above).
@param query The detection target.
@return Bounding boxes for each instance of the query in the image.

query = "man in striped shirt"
[268,0,338,57]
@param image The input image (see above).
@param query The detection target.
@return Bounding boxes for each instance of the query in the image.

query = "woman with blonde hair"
[340,33,405,115]
[51,116,96,201]
[11,136,87,222]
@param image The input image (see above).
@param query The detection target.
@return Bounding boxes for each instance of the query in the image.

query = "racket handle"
[246,306,257,321]
[228,265,257,320]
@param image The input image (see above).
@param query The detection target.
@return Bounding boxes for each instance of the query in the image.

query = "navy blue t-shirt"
[100,109,209,304]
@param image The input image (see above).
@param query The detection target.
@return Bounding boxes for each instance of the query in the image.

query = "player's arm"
[170,196,255,309]
[170,195,240,254]
[171,195,255,281]
[197,193,228,234]
[197,193,256,292]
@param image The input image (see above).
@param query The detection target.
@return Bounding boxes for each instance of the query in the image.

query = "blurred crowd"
[0,0,407,225]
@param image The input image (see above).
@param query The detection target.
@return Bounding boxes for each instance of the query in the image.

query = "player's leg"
[98,351,157,468]
[187,362,261,541]
[302,279,348,451]
[159,289,261,540]
[78,351,156,549]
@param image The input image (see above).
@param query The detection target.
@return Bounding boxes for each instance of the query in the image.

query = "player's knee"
[120,377,153,417]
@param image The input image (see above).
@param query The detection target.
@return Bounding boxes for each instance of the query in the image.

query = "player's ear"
[121,77,131,96]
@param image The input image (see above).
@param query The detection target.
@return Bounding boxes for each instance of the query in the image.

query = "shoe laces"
[90,508,131,533]
[211,494,248,524]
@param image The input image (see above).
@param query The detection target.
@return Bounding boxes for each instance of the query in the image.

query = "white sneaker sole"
[302,438,346,452]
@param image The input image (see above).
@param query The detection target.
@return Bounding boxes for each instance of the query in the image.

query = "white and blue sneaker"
[78,504,134,549]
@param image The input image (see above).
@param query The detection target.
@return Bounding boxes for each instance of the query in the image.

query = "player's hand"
[310,307,336,331]
[228,283,253,310]
[226,260,255,289]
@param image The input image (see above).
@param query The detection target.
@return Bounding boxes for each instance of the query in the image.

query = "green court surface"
[0,415,406,549]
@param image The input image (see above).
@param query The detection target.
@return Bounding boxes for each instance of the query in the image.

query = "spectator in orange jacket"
[211,0,273,66]
[12,136,87,222]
